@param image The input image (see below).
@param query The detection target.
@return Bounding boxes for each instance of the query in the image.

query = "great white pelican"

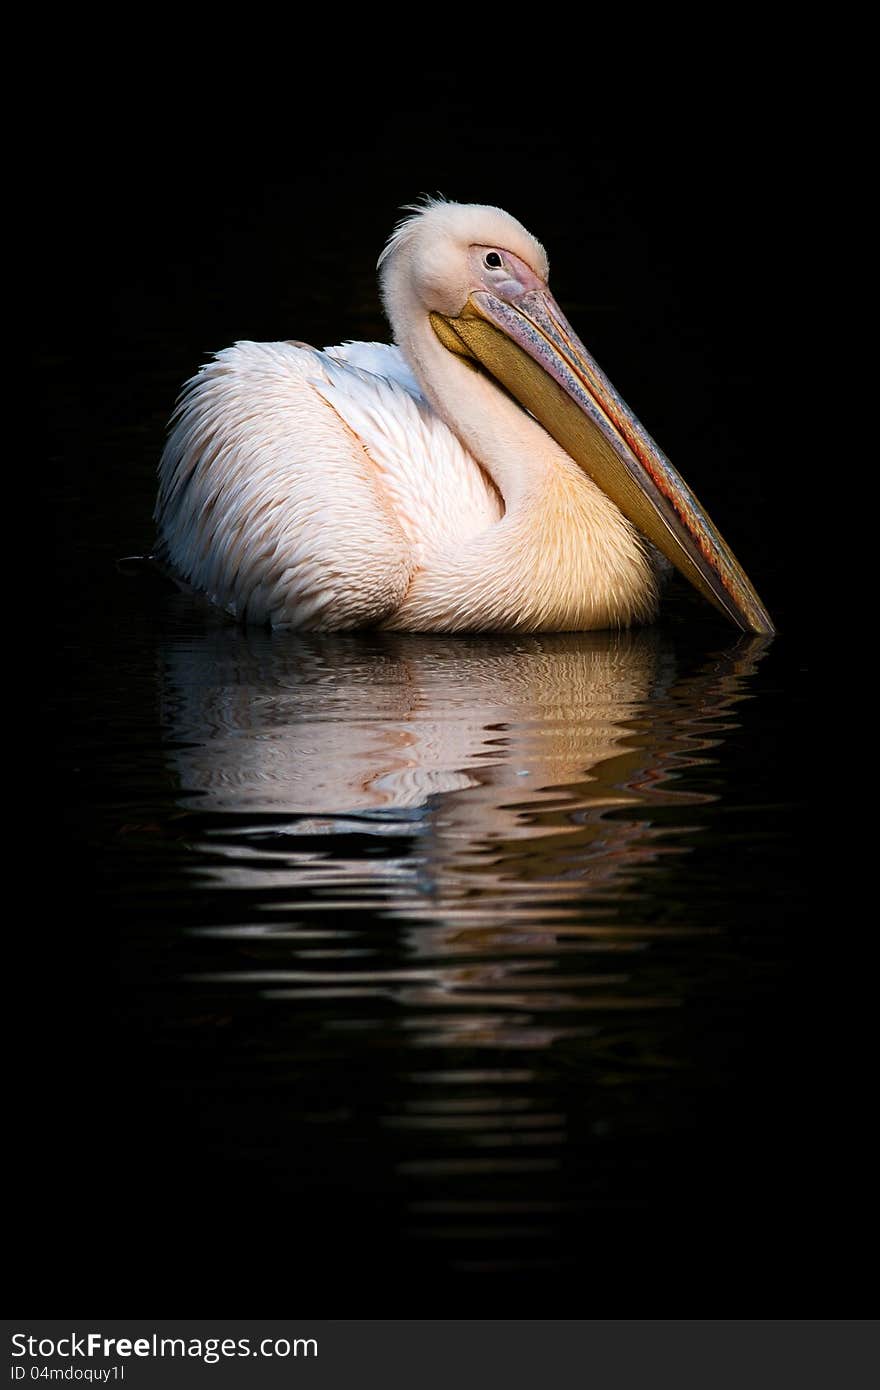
[155,199,773,634]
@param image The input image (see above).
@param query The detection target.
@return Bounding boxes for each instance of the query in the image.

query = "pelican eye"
[484,252,502,268]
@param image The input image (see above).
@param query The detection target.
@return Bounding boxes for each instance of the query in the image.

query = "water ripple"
[151,625,774,1268]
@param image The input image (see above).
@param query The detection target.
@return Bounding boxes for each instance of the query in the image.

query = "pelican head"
[379,198,773,635]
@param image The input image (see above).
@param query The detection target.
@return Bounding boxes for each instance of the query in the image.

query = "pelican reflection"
[158,628,766,1047]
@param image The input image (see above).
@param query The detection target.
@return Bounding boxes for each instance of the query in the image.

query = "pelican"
[156,199,773,634]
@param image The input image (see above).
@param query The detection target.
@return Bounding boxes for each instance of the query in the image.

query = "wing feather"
[311,344,502,562]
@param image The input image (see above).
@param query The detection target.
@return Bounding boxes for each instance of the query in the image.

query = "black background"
[25,51,832,1313]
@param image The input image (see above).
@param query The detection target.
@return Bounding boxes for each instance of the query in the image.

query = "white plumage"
[157,338,506,627]
[316,343,503,561]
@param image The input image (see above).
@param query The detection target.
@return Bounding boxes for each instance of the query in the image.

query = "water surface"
[44,596,806,1304]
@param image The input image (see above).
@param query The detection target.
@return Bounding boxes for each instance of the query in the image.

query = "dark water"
[39,542,809,1307]
[31,109,824,1308]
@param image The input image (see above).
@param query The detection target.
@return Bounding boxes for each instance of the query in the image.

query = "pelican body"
[156,200,772,635]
